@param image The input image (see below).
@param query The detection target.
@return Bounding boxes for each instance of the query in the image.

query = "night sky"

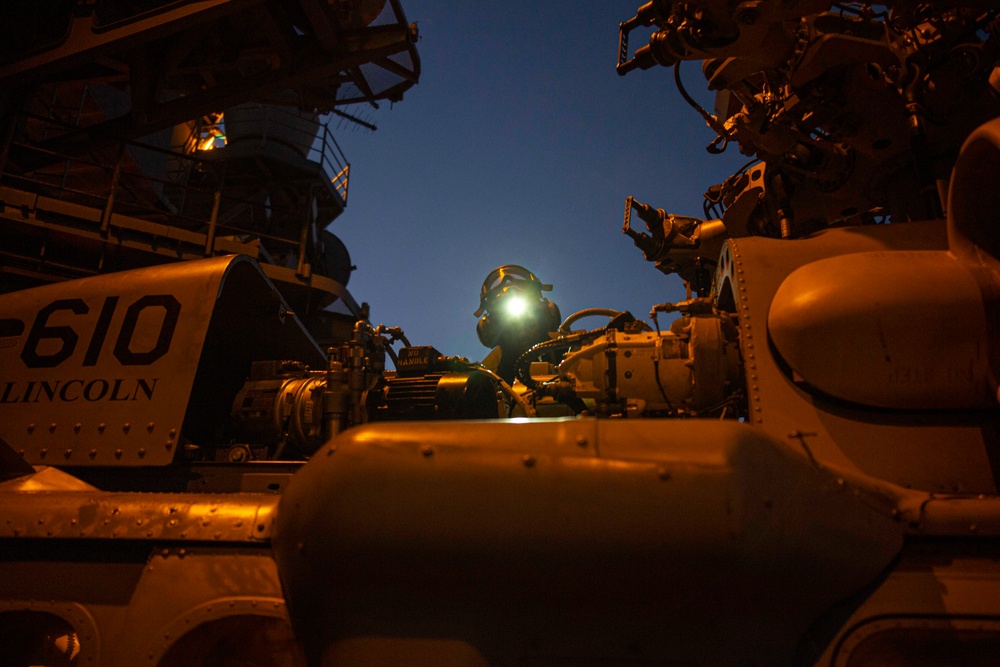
[332,1,747,364]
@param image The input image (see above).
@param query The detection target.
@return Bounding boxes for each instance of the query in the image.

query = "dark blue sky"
[332,1,746,363]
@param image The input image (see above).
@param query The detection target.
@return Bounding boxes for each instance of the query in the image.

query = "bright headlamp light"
[504,294,529,318]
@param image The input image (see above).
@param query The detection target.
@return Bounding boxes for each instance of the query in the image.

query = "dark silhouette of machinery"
[273,3,1000,665]
[0,0,420,332]
[0,0,422,665]
[2,2,1000,666]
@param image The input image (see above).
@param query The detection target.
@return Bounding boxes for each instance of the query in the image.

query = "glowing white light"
[505,295,528,317]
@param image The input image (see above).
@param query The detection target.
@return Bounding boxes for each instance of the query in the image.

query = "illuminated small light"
[505,295,528,317]
[198,131,226,151]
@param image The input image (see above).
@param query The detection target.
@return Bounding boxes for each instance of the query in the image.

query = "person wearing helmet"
[474,265,561,384]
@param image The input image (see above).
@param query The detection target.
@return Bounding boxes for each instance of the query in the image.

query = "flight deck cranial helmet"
[474,264,561,348]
